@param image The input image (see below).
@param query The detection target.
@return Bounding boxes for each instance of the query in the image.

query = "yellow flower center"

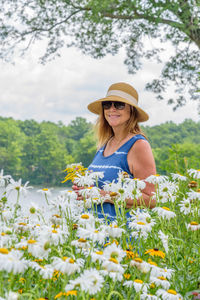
[53,214,61,218]
[69,258,75,264]
[62,256,68,261]
[190,221,198,225]
[124,273,131,279]
[95,251,103,255]
[52,230,58,233]
[134,258,143,263]
[28,239,36,244]
[42,188,49,191]
[109,257,119,264]
[134,279,143,284]
[167,289,177,295]
[94,230,99,233]
[81,214,89,219]
[158,276,167,280]
[1,232,6,236]
[162,207,170,211]
[0,248,9,254]
[78,238,87,243]
[137,221,146,225]
[18,222,27,226]
[110,192,118,196]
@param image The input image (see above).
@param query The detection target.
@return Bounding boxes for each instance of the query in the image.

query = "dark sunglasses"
[102,101,126,110]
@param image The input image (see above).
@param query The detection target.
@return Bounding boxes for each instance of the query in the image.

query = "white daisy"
[124,177,146,190]
[152,206,176,219]
[77,213,96,229]
[77,226,107,245]
[0,249,28,274]
[102,258,125,274]
[27,239,51,259]
[129,218,155,233]
[79,186,101,198]
[156,288,183,299]
[150,266,175,280]
[171,173,187,181]
[103,243,126,262]
[73,171,96,187]
[178,198,191,215]
[130,258,152,274]
[4,291,19,300]
[150,276,170,289]
[65,268,104,295]
[101,223,125,238]
[0,170,11,187]
[187,190,200,201]
[6,178,32,196]
[29,261,54,279]
[78,268,104,295]
[102,269,124,281]
[187,221,200,231]
[133,279,148,293]
[187,168,200,179]
[37,187,52,197]
[91,250,106,263]
[158,230,169,253]
[52,256,84,275]
[145,174,168,185]
[140,293,158,300]
[71,238,91,250]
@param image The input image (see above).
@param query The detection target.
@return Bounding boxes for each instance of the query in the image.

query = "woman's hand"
[100,190,114,204]
[72,184,84,200]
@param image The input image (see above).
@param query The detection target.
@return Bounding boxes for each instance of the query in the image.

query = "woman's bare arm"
[127,139,157,209]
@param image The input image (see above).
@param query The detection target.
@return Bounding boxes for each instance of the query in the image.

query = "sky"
[0,42,199,127]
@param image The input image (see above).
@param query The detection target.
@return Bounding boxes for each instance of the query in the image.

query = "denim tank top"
[88,134,147,221]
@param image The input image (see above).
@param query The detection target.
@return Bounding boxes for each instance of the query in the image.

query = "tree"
[67,117,93,141]
[0,0,200,110]
[73,130,97,167]
[0,119,26,177]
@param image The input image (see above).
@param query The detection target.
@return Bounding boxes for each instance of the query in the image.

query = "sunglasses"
[102,101,126,110]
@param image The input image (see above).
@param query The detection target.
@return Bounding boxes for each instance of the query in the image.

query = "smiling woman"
[73,82,156,220]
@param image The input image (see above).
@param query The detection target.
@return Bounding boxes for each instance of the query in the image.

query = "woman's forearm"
[126,192,156,209]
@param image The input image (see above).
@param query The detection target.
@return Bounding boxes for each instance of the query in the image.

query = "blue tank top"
[88,134,147,221]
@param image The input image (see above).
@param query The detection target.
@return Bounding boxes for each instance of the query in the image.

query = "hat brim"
[87,95,149,122]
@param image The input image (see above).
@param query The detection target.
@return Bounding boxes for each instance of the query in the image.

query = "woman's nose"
[109,103,117,110]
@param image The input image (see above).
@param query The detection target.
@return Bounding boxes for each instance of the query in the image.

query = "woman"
[74,82,156,219]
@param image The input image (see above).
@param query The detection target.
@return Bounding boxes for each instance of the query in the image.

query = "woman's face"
[103,102,132,129]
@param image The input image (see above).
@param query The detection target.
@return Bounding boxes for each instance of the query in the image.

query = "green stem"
[13,190,20,220]
[107,290,123,300]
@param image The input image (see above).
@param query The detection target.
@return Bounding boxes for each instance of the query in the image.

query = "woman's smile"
[104,104,131,127]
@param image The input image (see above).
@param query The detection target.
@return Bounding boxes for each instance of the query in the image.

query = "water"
[0,186,70,208]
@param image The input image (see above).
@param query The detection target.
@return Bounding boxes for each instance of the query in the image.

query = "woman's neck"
[111,131,133,145]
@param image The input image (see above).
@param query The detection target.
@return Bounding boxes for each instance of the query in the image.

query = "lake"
[0,186,71,208]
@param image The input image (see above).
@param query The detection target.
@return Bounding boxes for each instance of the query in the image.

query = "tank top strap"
[119,134,146,153]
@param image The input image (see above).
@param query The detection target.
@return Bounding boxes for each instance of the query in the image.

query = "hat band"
[106,90,138,106]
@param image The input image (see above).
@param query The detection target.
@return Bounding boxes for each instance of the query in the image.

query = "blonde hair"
[95,106,146,148]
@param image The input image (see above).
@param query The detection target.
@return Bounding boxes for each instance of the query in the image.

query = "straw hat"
[87,82,149,122]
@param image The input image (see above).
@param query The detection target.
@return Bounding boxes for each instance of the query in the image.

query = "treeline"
[0,116,199,186]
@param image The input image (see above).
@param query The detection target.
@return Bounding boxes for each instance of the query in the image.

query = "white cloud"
[0,44,199,126]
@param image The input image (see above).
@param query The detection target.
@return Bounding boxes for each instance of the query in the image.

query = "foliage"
[0,169,199,298]
[0,0,200,109]
[0,116,199,185]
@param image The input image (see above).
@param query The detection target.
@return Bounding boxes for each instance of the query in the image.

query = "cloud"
[0,44,199,126]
